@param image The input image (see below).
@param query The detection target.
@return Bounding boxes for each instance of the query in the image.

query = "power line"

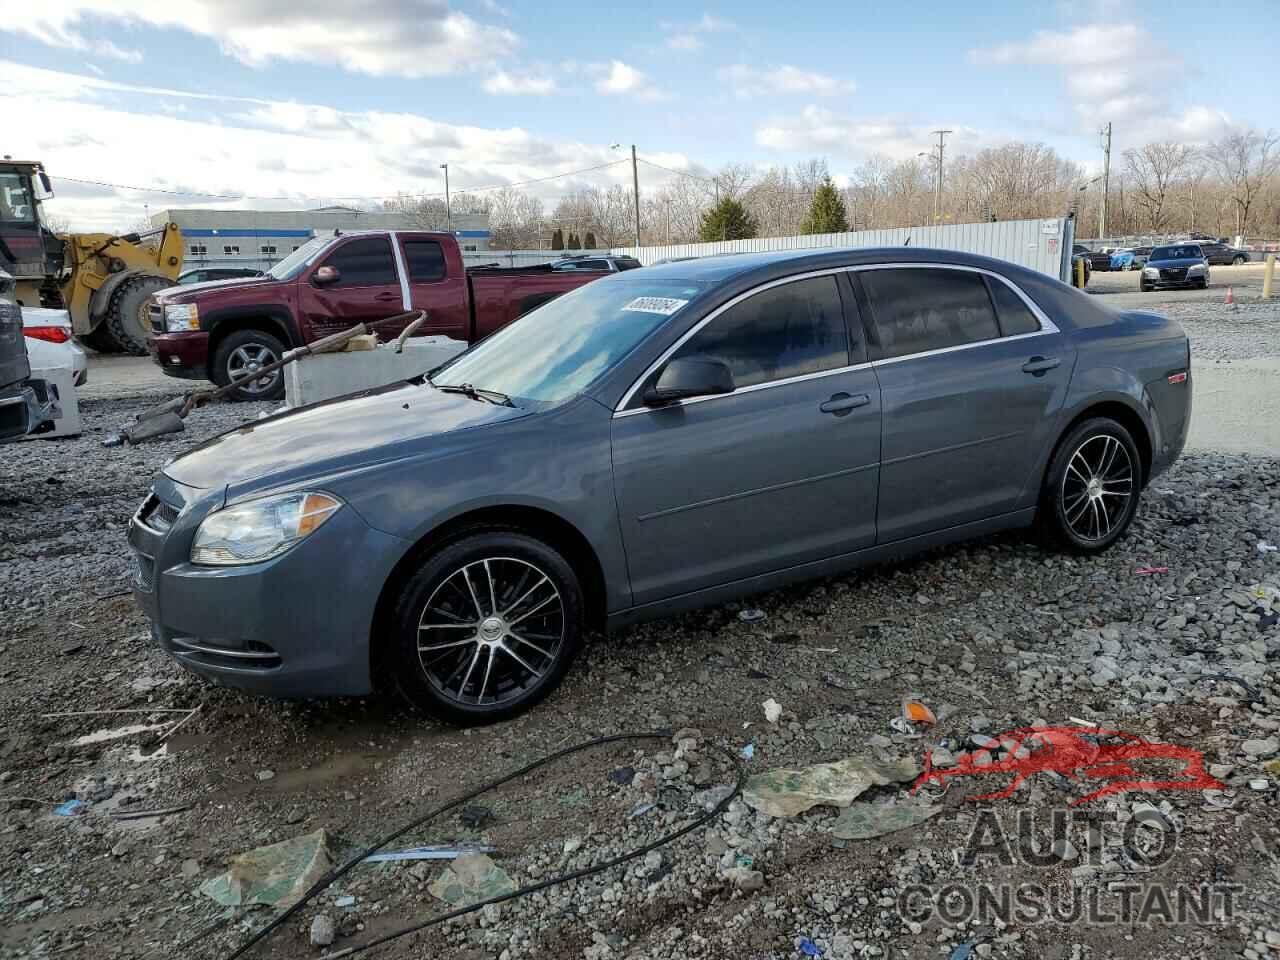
[49,159,633,205]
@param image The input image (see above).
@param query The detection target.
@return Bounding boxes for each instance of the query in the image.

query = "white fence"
[464,217,1074,280]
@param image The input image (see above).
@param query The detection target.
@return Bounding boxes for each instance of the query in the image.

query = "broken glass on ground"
[742,756,920,817]
[428,852,515,906]
[199,829,333,908]
[830,800,942,840]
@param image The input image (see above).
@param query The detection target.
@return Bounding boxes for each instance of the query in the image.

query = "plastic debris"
[901,698,937,726]
[199,829,333,908]
[743,755,920,817]
[740,743,755,761]
[1134,566,1169,576]
[333,895,356,908]
[738,608,767,623]
[831,800,943,840]
[53,799,85,817]
[799,936,823,956]
[428,852,515,907]
[629,801,657,818]
[459,804,491,828]
[948,944,975,960]
[763,698,783,724]
[363,844,496,863]
[1258,541,1278,553]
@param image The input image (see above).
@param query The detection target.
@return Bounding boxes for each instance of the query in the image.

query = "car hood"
[164,381,530,490]
[1146,257,1205,269]
[155,275,283,304]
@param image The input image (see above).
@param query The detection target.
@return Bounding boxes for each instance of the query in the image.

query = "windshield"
[0,173,35,224]
[1151,245,1202,260]
[266,236,331,280]
[432,277,710,406]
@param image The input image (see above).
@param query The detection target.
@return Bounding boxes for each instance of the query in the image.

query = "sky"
[1,0,1274,231]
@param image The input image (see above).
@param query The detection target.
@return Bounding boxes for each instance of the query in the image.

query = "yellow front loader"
[1,159,184,354]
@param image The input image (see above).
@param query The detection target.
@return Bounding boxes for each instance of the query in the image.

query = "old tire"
[106,274,171,355]
[76,323,126,354]
[211,328,286,402]
[1038,418,1142,554]
[389,531,584,725]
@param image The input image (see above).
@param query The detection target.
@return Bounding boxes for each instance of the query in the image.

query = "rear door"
[397,236,470,341]
[611,272,882,604]
[298,235,404,339]
[856,264,1072,543]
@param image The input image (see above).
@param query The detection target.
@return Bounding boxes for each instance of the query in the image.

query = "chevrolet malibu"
[129,248,1192,724]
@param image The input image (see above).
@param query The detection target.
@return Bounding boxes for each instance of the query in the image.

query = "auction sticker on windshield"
[621,297,689,315]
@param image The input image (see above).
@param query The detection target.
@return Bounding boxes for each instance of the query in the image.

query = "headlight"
[1186,263,1206,273]
[1142,267,1158,278]
[164,303,199,332]
[190,492,341,565]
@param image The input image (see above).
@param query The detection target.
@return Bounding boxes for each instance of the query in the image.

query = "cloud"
[6,60,694,231]
[755,105,986,161]
[7,1,518,79]
[720,64,855,99]
[589,61,667,101]
[483,68,557,96]
[662,13,735,52]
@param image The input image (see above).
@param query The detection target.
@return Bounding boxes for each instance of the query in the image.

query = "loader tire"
[76,323,126,354]
[106,274,172,356]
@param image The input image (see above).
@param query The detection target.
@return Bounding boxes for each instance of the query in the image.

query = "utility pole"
[1098,123,1111,241]
[931,129,951,223]
[439,163,451,225]
[630,144,641,250]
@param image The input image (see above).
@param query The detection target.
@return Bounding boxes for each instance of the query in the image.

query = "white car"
[23,307,87,386]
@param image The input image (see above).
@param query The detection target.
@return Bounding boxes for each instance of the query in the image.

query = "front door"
[611,273,882,605]
[298,235,406,339]
[856,265,1072,543]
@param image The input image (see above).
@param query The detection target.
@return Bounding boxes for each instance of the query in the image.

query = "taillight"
[25,325,71,344]
[1168,371,1187,384]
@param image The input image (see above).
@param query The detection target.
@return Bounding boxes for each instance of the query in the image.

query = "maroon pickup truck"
[148,231,614,400]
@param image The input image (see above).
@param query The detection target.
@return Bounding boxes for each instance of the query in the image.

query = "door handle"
[374,292,400,302]
[820,393,871,415]
[1021,356,1061,375]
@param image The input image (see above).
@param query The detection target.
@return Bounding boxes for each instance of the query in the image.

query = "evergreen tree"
[800,177,850,234]
[584,230,597,250]
[698,197,758,242]
[567,231,581,249]
[551,228,564,250]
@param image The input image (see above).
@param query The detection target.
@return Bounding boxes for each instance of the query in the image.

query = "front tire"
[389,531,585,725]
[212,328,286,401]
[1039,418,1142,554]
[76,323,126,354]
[106,274,173,355]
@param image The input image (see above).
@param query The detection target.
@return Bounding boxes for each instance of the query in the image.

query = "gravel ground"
[2,301,1279,960]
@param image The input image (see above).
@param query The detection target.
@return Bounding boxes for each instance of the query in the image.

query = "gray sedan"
[129,248,1192,724]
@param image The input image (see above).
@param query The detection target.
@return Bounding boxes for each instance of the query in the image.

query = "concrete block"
[285,336,467,409]
[26,366,82,439]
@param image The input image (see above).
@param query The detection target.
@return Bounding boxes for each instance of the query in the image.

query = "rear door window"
[671,275,849,388]
[321,237,397,286]
[986,278,1042,337]
[861,268,1000,359]
[403,240,447,282]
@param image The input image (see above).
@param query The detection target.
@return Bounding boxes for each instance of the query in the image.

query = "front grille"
[149,303,164,334]
[169,636,283,671]
[134,553,155,589]
[1159,268,1187,281]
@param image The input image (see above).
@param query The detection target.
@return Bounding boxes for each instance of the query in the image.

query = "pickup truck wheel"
[213,329,286,401]
[390,531,584,725]
[1038,418,1142,554]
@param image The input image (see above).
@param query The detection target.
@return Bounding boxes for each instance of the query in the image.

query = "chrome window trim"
[388,231,412,310]
[612,262,1061,417]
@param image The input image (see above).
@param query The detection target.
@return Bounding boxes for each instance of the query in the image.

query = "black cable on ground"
[216,731,746,960]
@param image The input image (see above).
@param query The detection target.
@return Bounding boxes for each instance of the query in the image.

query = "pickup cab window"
[321,237,398,286]
[403,240,447,282]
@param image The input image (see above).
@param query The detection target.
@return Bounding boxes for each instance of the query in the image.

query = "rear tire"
[1038,417,1142,554]
[1232,255,1246,265]
[212,328,286,401]
[76,323,125,354]
[106,274,172,355]
[389,531,585,725]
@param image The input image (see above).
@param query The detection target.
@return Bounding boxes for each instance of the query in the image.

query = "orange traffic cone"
[1225,286,1236,307]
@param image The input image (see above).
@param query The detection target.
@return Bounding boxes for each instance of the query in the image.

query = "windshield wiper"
[434,382,514,407]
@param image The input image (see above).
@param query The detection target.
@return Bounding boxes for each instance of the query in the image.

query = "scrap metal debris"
[362,844,495,863]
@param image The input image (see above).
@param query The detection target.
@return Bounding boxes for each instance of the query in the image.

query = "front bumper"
[150,331,212,381]
[128,479,408,698]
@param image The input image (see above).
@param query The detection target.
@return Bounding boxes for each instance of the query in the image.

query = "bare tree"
[1124,141,1196,232]
[1206,128,1280,237]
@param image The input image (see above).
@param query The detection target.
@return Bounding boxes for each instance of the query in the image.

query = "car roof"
[637,246,1044,284]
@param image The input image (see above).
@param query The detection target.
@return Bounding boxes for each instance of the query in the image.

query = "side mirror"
[642,356,735,406]
[314,265,340,285]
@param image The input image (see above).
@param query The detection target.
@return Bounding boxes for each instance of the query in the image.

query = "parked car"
[1141,244,1210,291]
[548,255,643,272]
[0,270,58,443]
[177,267,264,284]
[1110,247,1153,271]
[1076,247,1112,272]
[148,231,608,401]
[1070,245,1092,287]
[1195,242,1250,266]
[130,247,1192,724]
[23,307,87,385]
